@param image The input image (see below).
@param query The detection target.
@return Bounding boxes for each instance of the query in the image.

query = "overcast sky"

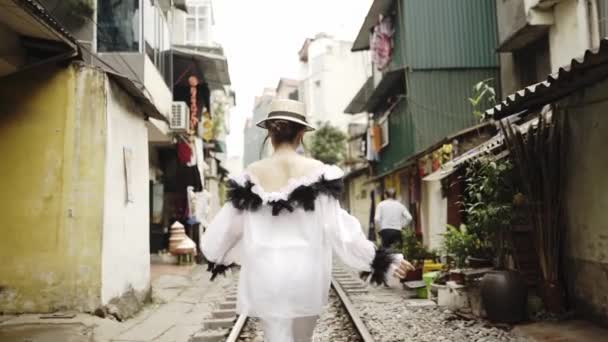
[212,0,373,158]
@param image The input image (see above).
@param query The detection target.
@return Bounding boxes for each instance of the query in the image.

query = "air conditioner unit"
[170,102,190,131]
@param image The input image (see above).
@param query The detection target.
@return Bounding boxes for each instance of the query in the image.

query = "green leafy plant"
[307,122,347,165]
[442,224,477,269]
[461,158,515,267]
[469,78,496,122]
[401,229,434,264]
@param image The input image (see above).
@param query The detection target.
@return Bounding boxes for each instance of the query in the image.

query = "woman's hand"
[393,259,416,279]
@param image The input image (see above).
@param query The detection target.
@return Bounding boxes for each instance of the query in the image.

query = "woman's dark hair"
[261,119,306,155]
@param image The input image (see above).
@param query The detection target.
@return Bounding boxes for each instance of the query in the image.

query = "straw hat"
[256,99,315,131]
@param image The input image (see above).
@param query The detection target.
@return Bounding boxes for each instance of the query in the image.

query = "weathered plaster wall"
[0,64,106,313]
[562,80,608,326]
[346,173,374,237]
[421,179,447,251]
[550,0,586,71]
[101,79,150,304]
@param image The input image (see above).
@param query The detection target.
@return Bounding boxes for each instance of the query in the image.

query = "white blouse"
[200,164,400,319]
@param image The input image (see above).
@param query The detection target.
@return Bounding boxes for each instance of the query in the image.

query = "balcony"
[496,0,555,52]
[95,0,173,119]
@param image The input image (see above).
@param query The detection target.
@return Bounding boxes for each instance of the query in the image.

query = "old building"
[298,33,371,131]
[489,39,608,327]
[496,0,604,95]
[0,0,169,313]
[347,0,499,235]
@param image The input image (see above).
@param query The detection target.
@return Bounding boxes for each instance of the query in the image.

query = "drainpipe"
[588,0,601,49]
[577,0,593,50]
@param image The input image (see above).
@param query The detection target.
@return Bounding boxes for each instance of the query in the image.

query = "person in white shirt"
[200,99,414,342]
[375,188,413,249]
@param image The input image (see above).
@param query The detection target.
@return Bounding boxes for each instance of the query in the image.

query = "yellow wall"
[0,64,107,313]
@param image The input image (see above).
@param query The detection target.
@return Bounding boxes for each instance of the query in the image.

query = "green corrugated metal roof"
[401,0,499,69]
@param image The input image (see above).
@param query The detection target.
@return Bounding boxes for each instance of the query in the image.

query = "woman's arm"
[323,198,414,285]
[200,204,244,280]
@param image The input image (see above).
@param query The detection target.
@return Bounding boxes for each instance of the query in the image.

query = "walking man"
[374,188,412,249]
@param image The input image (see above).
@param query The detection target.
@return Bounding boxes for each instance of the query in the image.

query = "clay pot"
[169,221,187,254]
[481,270,527,323]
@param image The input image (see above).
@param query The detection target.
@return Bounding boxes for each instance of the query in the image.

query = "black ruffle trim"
[207,262,237,281]
[226,176,343,216]
[360,248,396,286]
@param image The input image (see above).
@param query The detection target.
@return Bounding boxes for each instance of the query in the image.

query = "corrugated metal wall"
[401,0,499,69]
[408,69,500,151]
[375,99,415,174]
[374,68,500,174]
[389,3,407,71]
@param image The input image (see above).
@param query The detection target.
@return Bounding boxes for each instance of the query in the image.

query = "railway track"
[191,265,374,342]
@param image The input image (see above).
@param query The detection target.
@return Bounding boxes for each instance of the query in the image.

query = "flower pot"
[403,267,423,282]
[481,270,527,323]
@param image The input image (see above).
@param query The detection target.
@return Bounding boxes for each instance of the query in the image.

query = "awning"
[0,0,79,77]
[365,68,406,113]
[487,38,608,119]
[422,115,540,182]
[172,47,231,90]
[366,121,494,184]
[352,0,396,52]
[345,77,374,114]
[107,71,168,123]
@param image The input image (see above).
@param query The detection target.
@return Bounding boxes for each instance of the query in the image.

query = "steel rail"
[225,314,248,342]
[331,277,375,342]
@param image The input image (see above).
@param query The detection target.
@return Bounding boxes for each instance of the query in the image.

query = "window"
[513,35,550,88]
[97,0,140,52]
[185,3,211,45]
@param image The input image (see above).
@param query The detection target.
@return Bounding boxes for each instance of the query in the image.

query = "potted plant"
[442,224,476,284]
[461,158,527,323]
[401,229,427,281]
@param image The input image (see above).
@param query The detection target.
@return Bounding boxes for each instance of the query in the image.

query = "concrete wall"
[562,79,608,326]
[101,79,150,304]
[0,64,106,313]
[549,0,587,70]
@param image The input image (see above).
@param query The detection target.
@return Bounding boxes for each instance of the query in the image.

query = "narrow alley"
[1,0,608,341]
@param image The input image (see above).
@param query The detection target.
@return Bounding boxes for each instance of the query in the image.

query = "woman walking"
[201,99,414,342]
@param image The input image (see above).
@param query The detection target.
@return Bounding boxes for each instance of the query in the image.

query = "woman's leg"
[261,317,293,342]
[292,316,318,342]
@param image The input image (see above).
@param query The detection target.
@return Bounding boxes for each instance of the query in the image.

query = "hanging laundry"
[177,142,193,165]
[371,15,394,71]
[366,128,380,161]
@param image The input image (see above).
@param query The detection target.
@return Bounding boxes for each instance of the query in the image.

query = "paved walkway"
[0,264,236,342]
